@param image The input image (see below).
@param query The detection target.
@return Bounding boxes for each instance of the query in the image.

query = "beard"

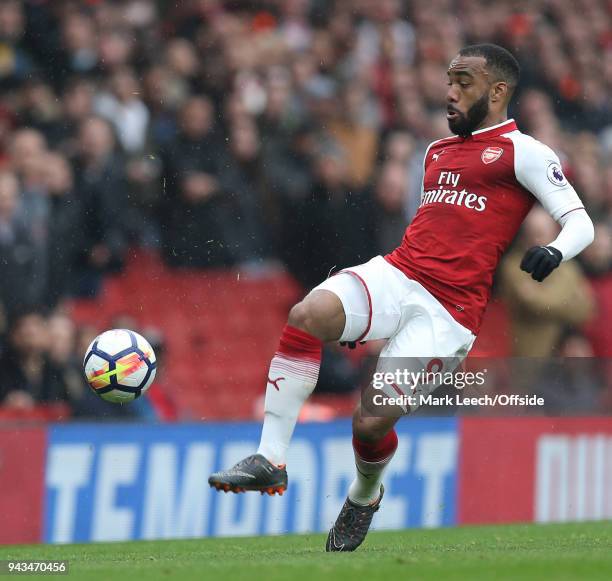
[448,93,490,137]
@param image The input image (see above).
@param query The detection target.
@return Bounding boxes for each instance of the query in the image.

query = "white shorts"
[312,256,476,408]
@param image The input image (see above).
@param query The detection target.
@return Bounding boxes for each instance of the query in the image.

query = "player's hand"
[520,245,563,282]
[339,341,366,349]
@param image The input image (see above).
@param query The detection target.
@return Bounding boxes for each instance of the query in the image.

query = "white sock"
[348,453,395,506]
[348,432,398,505]
[257,325,321,465]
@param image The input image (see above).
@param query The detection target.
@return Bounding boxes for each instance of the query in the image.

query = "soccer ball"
[83,329,157,403]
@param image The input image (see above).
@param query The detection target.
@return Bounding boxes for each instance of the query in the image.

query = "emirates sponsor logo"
[426,171,488,211]
[481,146,503,164]
[420,187,488,211]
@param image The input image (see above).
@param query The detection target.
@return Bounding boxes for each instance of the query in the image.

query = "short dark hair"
[459,43,520,90]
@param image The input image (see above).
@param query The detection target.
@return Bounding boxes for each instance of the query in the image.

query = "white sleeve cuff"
[549,209,595,261]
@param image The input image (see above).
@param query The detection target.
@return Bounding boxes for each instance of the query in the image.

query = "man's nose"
[447,86,459,103]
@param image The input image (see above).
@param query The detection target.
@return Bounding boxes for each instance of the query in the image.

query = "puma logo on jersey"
[432,150,445,161]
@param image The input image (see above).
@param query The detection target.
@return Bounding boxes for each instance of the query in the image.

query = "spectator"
[354,0,415,71]
[582,223,612,357]
[59,12,99,80]
[46,312,88,404]
[72,116,128,294]
[287,143,375,289]
[0,310,68,407]
[97,29,135,74]
[326,81,380,188]
[371,162,411,254]
[40,152,82,307]
[499,207,595,357]
[94,67,150,154]
[141,64,184,146]
[159,95,222,206]
[160,96,257,267]
[9,128,48,243]
[222,117,270,262]
[0,0,33,88]
[18,77,63,142]
[0,171,43,317]
[382,131,422,218]
[56,78,96,156]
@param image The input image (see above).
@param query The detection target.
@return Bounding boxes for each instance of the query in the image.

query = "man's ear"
[490,81,508,103]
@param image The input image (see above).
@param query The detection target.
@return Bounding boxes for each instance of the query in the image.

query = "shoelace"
[336,502,378,538]
[227,455,257,473]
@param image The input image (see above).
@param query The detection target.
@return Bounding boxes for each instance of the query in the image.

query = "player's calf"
[349,412,398,507]
[352,408,398,444]
[325,408,397,552]
[327,408,398,551]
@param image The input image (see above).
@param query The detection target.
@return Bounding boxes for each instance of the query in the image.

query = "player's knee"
[287,300,324,338]
[287,301,316,333]
[287,293,343,341]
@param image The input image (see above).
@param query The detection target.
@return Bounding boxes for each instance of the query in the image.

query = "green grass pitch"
[2,522,612,580]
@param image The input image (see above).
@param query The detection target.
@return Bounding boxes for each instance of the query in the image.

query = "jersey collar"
[470,119,517,140]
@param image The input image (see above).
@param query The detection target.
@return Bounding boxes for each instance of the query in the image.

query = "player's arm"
[513,139,594,281]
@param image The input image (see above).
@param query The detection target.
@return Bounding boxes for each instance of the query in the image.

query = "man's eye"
[460,83,470,88]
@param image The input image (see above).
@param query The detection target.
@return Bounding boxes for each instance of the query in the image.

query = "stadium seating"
[0,403,71,422]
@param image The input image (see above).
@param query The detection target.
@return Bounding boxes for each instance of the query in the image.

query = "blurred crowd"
[0,307,174,419]
[0,0,610,417]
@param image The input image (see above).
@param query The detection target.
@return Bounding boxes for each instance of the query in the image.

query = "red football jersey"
[386,119,584,334]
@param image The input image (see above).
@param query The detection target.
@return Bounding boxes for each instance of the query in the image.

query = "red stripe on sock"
[353,429,398,462]
[278,325,322,361]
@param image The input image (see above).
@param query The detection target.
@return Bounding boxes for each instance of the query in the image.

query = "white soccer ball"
[83,329,157,403]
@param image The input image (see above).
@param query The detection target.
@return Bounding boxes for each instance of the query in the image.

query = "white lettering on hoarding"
[264,441,317,534]
[141,443,214,539]
[415,434,458,528]
[536,435,612,523]
[320,438,355,530]
[46,444,94,543]
[45,426,460,542]
[374,436,410,530]
[91,445,140,541]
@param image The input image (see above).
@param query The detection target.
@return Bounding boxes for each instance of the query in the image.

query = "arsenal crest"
[481,147,503,164]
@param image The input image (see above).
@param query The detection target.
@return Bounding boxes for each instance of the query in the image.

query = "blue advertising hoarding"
[44,419,458,543]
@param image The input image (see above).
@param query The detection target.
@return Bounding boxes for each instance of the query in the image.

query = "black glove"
[339,341,366,349]
[520,245,563,282]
